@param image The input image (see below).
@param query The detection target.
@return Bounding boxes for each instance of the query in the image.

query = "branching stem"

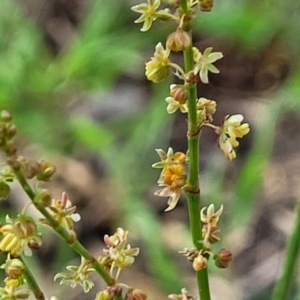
[13,169,114,286]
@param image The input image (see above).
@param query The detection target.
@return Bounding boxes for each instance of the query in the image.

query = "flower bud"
[125,289,148,300]
[145,43,170,83]
[0,110,12,122]
[199,0,213,12]
[166,29,191,52]
[34,189,52,207]
[95,288,115,300]
[0,124,6,139]
[192,254,207,271]
[14,217,38,238]
[24,160,41,179]
[145,62,170,83]
[5,124,17,140]
[37,160,56,181]
[5,258,25,279]
[5,140,17,156]
[6,158,21,171]
[170,85,188,104]
[214,248,232,268]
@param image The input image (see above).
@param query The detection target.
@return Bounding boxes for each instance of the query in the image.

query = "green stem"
[14,170,114,286]
[272,200,300,300]
[181,4,211,299]
[20,257,45,300]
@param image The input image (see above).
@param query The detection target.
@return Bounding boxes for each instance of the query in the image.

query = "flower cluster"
[98,228,140,280]
[193,47,223,84]
[196,97,217,127]
[152,148,187,211]
[43,192,81,233]
[0,110,17,158]
[216,114,250,160]
[54,257,95,293]
[0,214,42,257]
[145,43,171,82]
[166,84,188,114]
[131,0,172,32]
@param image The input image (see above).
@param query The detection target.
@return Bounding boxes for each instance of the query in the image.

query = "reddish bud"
[214,248,232,268]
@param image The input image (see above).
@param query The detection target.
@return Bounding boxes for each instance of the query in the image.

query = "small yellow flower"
[54,257,95,293]
[217,114,250,161]
[155,164,187,211]
[46,192,80,232]
[192,253,208,271]
[131,0,171,32]
[199,0,214,12]
[0,215,42,256]
[152,147,186,169]
[166,84,188,114]
[193,47,223,83]
[98,228,139,280]
[200,204,223,226]
[197,98,216,115]
[166,28,191,52]
[196,97,217,126]
[1,256,25,280]
[145,43,170,82]
[0,284,30,300]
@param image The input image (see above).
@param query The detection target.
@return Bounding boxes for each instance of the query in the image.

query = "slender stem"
[180,2,211,298]
[272,201,300,300]
[20,257,45,300]
[14,169,114,286]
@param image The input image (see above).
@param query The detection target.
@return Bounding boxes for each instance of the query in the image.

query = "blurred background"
[0,0,300,299]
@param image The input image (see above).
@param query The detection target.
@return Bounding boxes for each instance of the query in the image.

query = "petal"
[154,187,172,197]
[200,66,209,84]
[153,0,161,9]
[208,52,223,63]
[193,47,201,61]
[203,47,213,56]
[166,147,174,159]
[155,148,167,160]
[131,4,148,13]
[134,14,149,23]
[207,64,220,74]
[165,192,180,211]
[140,18,153,32]
[167,103,179,114]
[227,114,243,124]
[179,104,188,113]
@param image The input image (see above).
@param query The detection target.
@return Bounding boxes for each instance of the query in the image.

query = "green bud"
[0,124,6,138]
[0,110,12,122]
[5,258,25,279]
[95,288,114,300]
[5,140,17,156]
[34,189,52,207]
[5,124,17,140]
[37,160,56,181]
